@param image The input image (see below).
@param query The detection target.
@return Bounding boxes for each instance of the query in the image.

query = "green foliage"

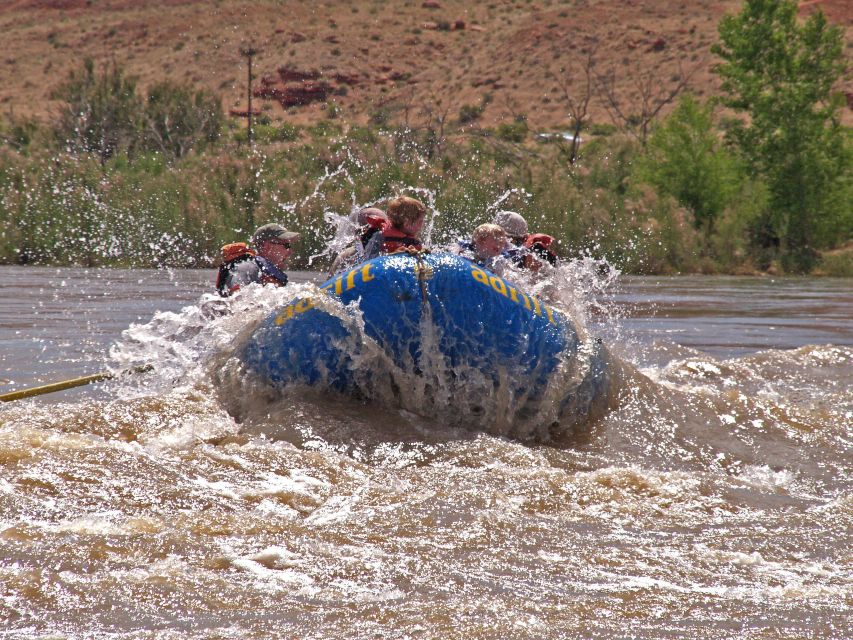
[634,95,746,240]
[495,120,528,143]
[254,112,273,126]
[581,136,639,195]
[710,179,770,272]
[247,123,302,144]
[142,80,222,161]
[815,246,853,277]
[274,122,302,142]
[589,123,618,137]
[309,120,343,139]
[369,106,392,128]
[52,59,226,166]
[52,58,142,164]
[713,0,850,272]
[0,100,842,274]
[622,188,701,274]
[458,104,483,124]
[0,116,40,152]
[347,125,378,145]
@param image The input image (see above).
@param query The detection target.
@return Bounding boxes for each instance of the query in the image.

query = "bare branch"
[554,46,597,164]
[595,57,702,145]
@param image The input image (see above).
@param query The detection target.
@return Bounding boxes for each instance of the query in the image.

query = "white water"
[1,264,851,639]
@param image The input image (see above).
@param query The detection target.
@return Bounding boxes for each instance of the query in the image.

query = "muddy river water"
[1,266,850,639]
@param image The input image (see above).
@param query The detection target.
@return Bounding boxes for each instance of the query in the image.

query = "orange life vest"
[379,224,423,254]
[216,240,290,295]
[221,242,255,264]
[523,233,558,266]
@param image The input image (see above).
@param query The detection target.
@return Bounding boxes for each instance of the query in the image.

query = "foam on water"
[95,253,848,488]
[1,194,851,638]
[106,250,607,443]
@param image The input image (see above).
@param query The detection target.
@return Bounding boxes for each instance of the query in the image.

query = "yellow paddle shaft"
[0,366,152,402]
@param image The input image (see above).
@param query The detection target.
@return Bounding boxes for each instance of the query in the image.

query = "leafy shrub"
[0,116,40,152]
[52,59,224,165]
[713,0,850,271]
[274,123,302,142]
[309,121,343,139]
[458,104,483,124]
[496,121,528,142]
[634,95,746,240]
[815,246,853,277]
[142,80,222,161]
[249,123,302,144]
[589,123,618,136]
[52,58,142,164]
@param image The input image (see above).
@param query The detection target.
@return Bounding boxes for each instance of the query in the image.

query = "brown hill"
[1,0,850,131]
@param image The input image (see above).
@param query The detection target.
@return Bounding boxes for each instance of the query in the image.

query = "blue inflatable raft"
[239,252,607,434]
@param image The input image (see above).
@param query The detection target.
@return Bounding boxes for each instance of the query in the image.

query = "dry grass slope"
[2,0,850,131]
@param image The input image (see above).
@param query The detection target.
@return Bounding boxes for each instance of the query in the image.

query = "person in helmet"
[457,223,511,272]
[493,210,558,270]
[362,196,427,260]
[216,223,299,296]
[329,207,388,275]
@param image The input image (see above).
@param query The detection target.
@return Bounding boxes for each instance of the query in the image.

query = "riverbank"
[2,1,850,277]
[2,125,850,277]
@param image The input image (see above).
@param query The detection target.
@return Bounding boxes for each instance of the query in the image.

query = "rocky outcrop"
[276,68,321,82]
[648,37,666,52]
[252,67,370,109]
[228,108,261,118]
[422,19,466,31]
[255,76,331,108]
[332,72,361,85]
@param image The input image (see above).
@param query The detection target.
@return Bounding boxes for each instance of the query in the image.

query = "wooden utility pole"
[239,46,259,145]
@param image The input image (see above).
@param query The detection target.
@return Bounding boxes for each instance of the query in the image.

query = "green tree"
[635,95,745,242]
[712,0,850,272]
[52,58,142,165]
[142,80,223,161]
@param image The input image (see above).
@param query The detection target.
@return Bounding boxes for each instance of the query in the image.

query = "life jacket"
[254,256,290,287]
[357,213,386,248]
[379,224,423,255]
[216,242,255,295]
[215,242,289,296]
[523,233,558,266]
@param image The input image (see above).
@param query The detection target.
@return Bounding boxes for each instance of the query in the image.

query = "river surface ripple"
[1,266,850,639]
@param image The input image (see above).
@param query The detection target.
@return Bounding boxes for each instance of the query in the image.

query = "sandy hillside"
[1,0,850,131]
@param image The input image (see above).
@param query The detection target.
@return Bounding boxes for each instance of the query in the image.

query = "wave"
[94,260,851,503]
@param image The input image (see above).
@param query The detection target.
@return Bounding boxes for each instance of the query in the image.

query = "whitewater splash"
[3,264,851,640]
[104,257,851,492]
[107,180,623,443]
[109,249,620,444]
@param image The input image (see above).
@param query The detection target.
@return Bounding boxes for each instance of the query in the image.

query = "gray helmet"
[493,210,528,238]
[352,207,387,226]
[252,223,300,245]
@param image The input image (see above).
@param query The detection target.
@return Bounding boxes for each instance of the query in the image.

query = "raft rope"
[391,246,432,304]
[412,248,431,305]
